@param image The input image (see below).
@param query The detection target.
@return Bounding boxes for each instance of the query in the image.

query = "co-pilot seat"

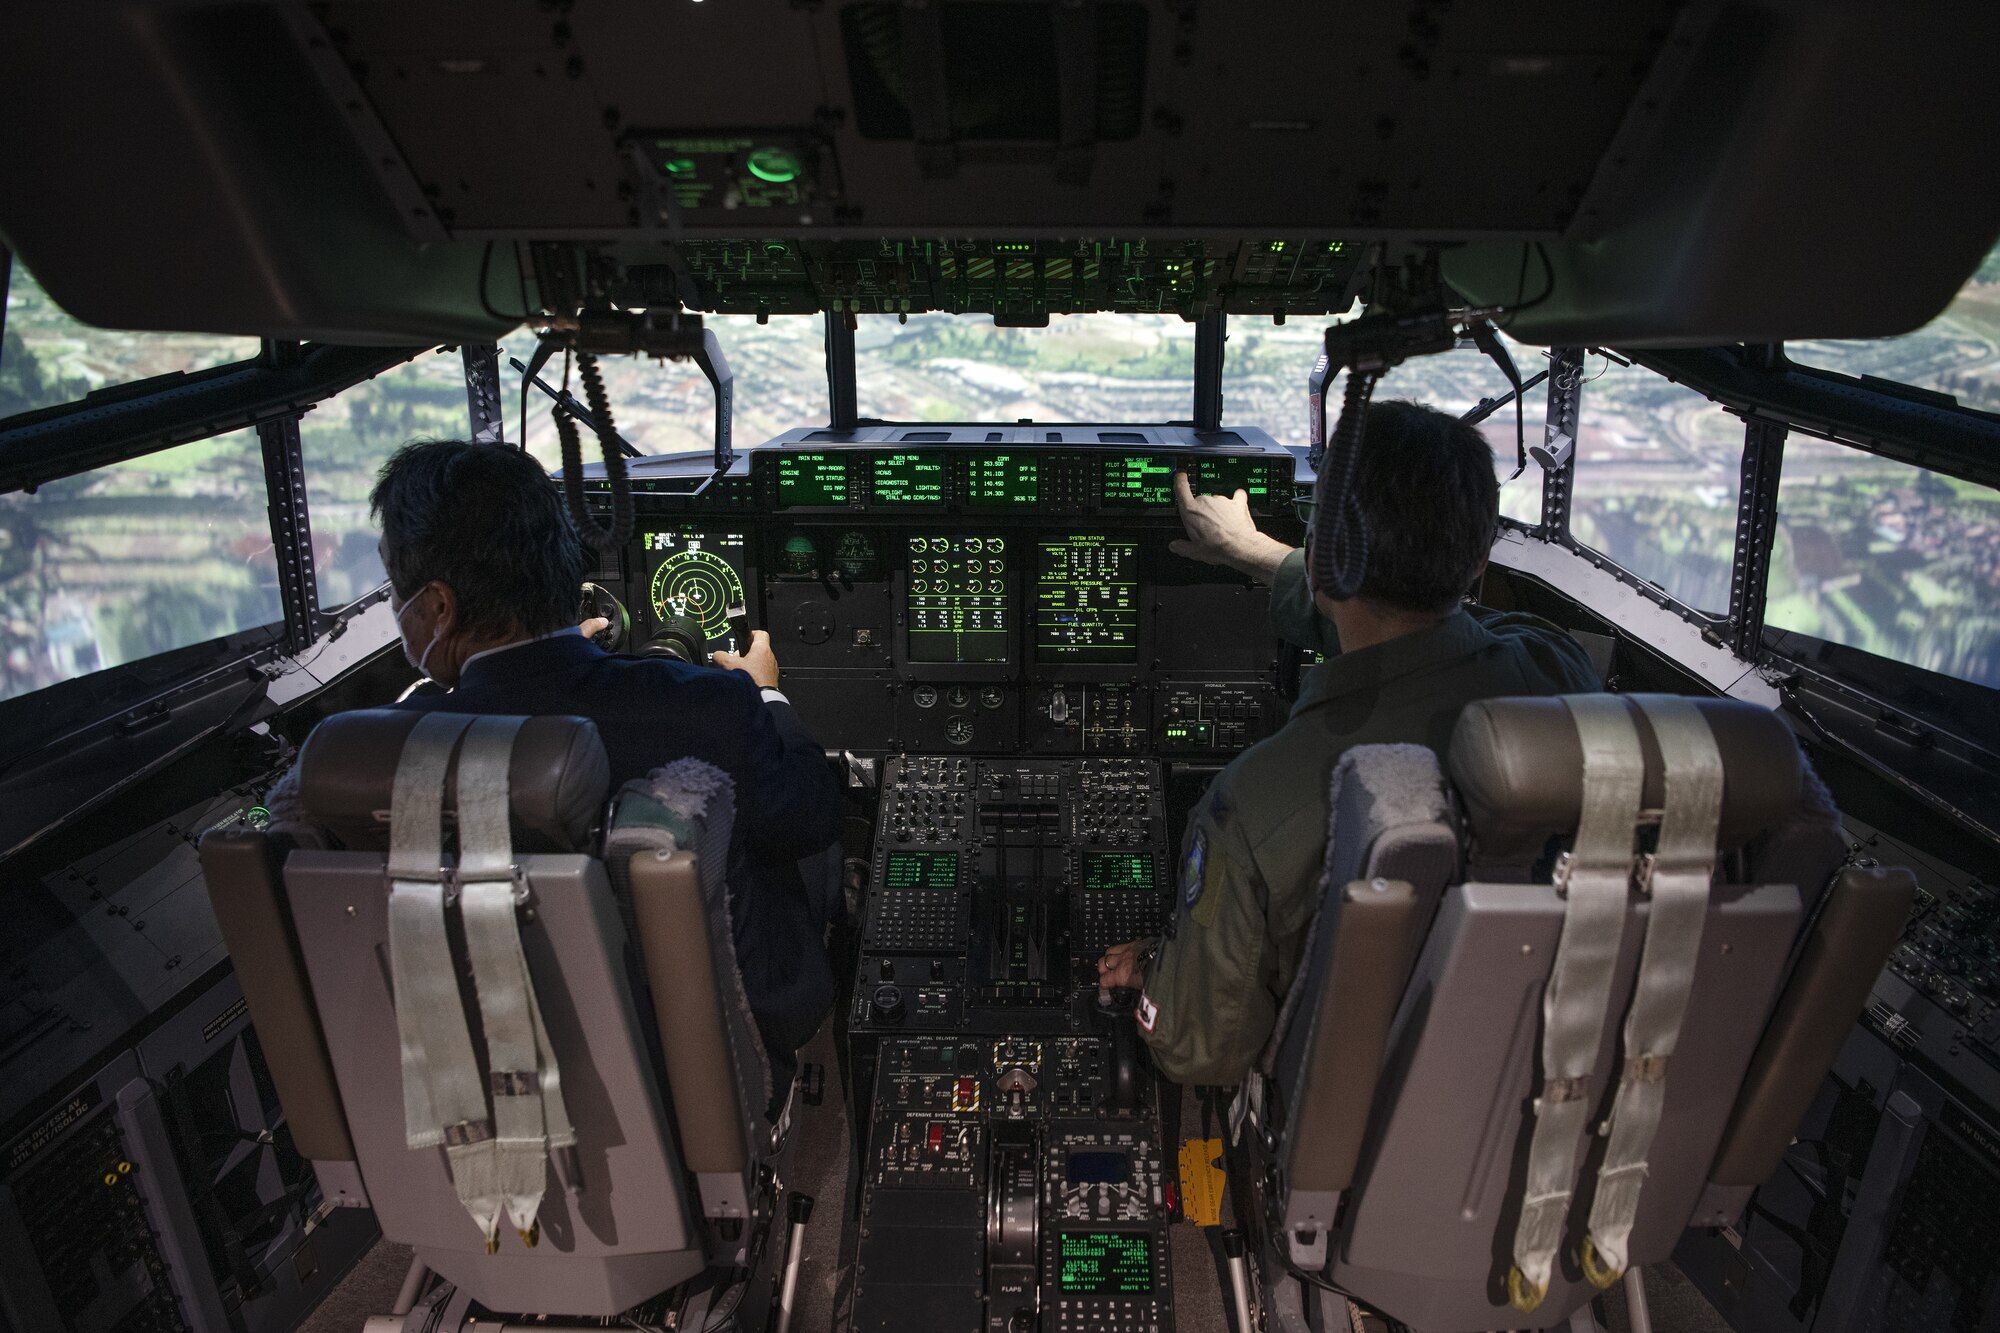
[196,709,784,1323]
[1255,694,1916,1333]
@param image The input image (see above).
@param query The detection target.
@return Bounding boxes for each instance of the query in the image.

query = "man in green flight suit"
[1097,400,1599,1087]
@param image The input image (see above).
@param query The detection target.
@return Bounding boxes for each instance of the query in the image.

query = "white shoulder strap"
[1507,694,1644,1313]
[1579,694,1724,1286]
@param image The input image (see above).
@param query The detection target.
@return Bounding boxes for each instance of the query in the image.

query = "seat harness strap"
[1507,695,1644,1313]
[454,716,575,1250]
[1579,695,1724,1285]
[386,715,503,1244]
[386,714,574,1252]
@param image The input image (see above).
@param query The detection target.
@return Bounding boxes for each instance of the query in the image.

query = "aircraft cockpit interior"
[1,6,1997,1333]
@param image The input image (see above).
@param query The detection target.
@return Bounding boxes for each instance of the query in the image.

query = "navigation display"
[907,535,1010,664]
[884,850,959,890]
[1058,1232,1154,1294]
[967,454,1040,508]
[1036,536,1139,664]
[643,528,748,653]
[1081,852,1154,892]
[1191,455,1280,506]
[871,451,946,506]
[775,452,850,506]
[1101,455,1174,507]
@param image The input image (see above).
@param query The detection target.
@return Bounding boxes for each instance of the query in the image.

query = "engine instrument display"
[907,536,1010,664]
[1058,1232,1154,1294]
[644,528,748,652]
[775,452,850,506]
[1037,536,1139,664]
[872,452,947,506]
[967,454,1040,508]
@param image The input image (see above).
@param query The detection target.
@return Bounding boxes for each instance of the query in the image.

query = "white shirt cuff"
[761,687,790,706]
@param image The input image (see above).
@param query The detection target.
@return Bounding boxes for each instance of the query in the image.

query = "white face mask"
[395,590,443,680]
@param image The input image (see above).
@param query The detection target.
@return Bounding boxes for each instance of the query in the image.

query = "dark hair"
[1347,399,1500,612]
[370,440,588,638]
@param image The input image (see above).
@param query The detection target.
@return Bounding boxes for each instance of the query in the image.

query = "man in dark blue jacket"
[370,439,841,1069]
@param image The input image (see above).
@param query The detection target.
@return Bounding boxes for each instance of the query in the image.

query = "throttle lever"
[1096,985,1142,1114]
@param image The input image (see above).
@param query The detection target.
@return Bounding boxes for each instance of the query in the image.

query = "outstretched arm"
[1169,471,1293,584]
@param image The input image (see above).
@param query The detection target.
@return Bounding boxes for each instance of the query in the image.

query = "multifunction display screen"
[883,851,960,890]
[642,528,748,653]
[1081,852,1154,892]
[966,454,1040,508]
[774,452,850,506]
[1100,455,1175,507]
[1058,1232,1154,1294]
[871,451,945,506]
[1191,455,1280,505]
[1036,536,1139,664]
[907,536,1010,664]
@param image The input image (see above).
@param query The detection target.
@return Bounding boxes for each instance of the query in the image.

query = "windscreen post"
[0,242,11,351]
[1729,412,1788,660]
[256,406,322,655]
[825,310,859,432]
[695,326,735,470]
[461,342,506,446]
[1539,347,1585,537]
[1191,311,1225,433]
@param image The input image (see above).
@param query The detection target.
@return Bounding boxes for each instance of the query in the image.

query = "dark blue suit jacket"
[393,632,841,1061]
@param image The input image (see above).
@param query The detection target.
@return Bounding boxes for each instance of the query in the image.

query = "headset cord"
[1308,366,1380,601]
[556,350,634,556]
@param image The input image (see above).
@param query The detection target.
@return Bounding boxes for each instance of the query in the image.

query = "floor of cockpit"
[299,1022,1731,1333]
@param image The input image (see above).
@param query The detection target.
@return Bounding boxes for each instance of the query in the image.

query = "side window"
[1568,360,1741,612]
[1767,438,2000,688]
[2,262,259,419]
[300,350,468,607]
[1,429,280,703]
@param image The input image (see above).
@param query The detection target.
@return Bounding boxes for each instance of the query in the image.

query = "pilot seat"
[1247,693,1916,1333]
[196,709,797,1331]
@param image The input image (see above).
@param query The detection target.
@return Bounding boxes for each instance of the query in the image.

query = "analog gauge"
[776,533,819,577]
[913,684,939,709]
[648,548,747,647]
[946,716,976,746]
[979,686,1006,710]
[946,685,973,709]
[988,559,1005,575]
[835,531,879,579]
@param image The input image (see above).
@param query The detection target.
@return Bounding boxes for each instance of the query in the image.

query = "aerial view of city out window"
[1568,359,1742,613]
[854,312,1195,423]
[0,263,259,416]
[0,426,282,704]
[1768,436,2000,689]
[1790,241,2000,411]
[300,348,471,608]
[503,314,825,468]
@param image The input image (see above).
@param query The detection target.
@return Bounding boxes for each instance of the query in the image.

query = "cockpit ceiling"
[1,2,1997,344]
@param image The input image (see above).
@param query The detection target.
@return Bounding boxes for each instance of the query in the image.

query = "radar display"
[644,528,748,652]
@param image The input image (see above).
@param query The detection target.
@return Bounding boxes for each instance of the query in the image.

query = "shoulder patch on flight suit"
[1181,829,1208,912]
[1190,853,1226,929]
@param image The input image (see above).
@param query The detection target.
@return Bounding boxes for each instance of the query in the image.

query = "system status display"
[1036,536,1139,664]
[967,454,1039,507]
[1058,1232,1154,1295]
[774,452,850,506]
[871,452,946,506]
[1101,455,1175,507]
[907,536,1011,664]
[1081,852,1154,892]
[884,851,960,890]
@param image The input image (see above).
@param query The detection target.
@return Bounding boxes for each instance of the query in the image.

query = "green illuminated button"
[662,157,696,175]
[745,148,801,183]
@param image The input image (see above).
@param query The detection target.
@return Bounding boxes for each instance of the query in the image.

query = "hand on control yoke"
[578,616,610,641]
[1168,472,1292,584]
[712,628,781,690]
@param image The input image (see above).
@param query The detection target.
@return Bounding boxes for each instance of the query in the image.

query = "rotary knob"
[871,984,905,1025]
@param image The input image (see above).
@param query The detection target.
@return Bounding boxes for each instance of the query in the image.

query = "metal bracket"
[258,410,321,654]
[1728,414,1787,659]
[1539,347,1586,535]
[461,343,506,445]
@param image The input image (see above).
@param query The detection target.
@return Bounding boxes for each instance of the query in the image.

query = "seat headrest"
[295,710,610,852]
[1449,695,1804,866]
